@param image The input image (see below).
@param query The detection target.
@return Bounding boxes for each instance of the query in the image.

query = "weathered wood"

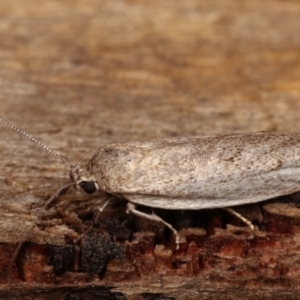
[1,0,300,299]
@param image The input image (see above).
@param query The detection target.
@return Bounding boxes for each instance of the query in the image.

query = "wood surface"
[0,0,300,299]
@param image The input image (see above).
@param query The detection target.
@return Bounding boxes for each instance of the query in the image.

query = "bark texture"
[1,0,300,299]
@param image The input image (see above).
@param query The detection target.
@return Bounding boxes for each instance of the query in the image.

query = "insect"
[1,117,299,249]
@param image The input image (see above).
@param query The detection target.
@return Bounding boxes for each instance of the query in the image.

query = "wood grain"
[1,0,300,299]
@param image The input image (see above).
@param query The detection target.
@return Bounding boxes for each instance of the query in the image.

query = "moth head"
[69,165,100,194]
[44,165,100,208]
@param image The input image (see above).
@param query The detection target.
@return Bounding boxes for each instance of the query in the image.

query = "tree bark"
[0,0,300,299]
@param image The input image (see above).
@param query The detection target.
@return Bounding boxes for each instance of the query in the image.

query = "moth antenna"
[0,117,74,168]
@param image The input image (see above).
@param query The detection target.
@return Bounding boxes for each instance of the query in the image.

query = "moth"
[2,117,300,248]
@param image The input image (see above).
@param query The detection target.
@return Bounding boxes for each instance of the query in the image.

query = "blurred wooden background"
[0,0,300,299]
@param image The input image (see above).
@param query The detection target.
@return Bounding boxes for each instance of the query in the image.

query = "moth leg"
[126,202,180,250]
[223,207,254,230]
[95,195,112,223]
[98,195,112,212]
[75,195,113,243]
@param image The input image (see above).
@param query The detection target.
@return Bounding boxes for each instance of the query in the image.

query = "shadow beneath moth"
[2,117,300,249]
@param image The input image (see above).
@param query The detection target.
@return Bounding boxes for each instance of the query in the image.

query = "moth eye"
[79,181,97,194]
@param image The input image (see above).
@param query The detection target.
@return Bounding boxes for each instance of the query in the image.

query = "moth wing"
[124,192,288,210]
[92,132,300,207]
